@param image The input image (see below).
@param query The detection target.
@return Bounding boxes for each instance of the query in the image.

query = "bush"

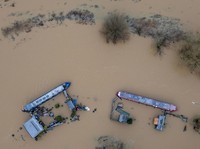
[54,103,60,109]
[128,15,185,56]
[154,37,167,56]
[193,117,200,134]
[179,33,200,74]
[101,13,130,44]
[54,115,64,122]
[70,109,77,118]
[127,118,133,124]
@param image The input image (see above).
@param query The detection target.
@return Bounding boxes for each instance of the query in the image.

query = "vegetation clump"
[54,103,60,109]
[66,9,95,24]
[127,118,133,124]
[1,9,95,39]
[193,117,200,134]
[96,136,125,149]
[101,13,130,44]
[70,109,77,118]
[1,14,45,38]
[179,33,200,74]
[54,115,65,122]
[128,14,185,55]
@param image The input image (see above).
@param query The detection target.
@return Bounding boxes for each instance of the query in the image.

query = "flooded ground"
[0,0,200,149]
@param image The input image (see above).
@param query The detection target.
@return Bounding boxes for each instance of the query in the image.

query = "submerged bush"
[193,117,200,134]
[127,118,133,124]
[96,136,125,149]
[54,115,65,122]
[154,37,167,56]
[54,103,60,109]
[101,13,130,44]
[70,109,77,118]
[128,14,185,55]
[179,33,200,74]
[1,10,95,39]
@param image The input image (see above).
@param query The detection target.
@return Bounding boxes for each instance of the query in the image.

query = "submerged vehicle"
[117,91,177,112]
[153,114,166,131]
[22,82,71,112]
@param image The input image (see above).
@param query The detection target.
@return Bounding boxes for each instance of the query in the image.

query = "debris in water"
[93,108,97,113]
[183,125,187,132]
[192,101,200,105]
[21,135,25,141]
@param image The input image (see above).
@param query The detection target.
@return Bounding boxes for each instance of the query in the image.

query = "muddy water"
[0,0,200,149]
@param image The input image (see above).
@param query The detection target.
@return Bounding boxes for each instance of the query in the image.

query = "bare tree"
[101,13,130,44]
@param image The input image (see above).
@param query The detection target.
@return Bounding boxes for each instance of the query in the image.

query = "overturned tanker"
[22,82,71,112]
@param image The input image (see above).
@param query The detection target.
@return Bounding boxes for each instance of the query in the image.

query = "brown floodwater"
[0,0,200,149]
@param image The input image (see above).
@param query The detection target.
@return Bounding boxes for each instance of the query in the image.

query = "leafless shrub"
[129,14,185,55]
[96,136,125,149]
[1,14,45,38]
[1,9,95,38]
[101,13,130,44]
[179,33,200,74]
[154,37,167,56]
[66,9,95,24]
[193,117,200,134]
[1,20,33,37]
